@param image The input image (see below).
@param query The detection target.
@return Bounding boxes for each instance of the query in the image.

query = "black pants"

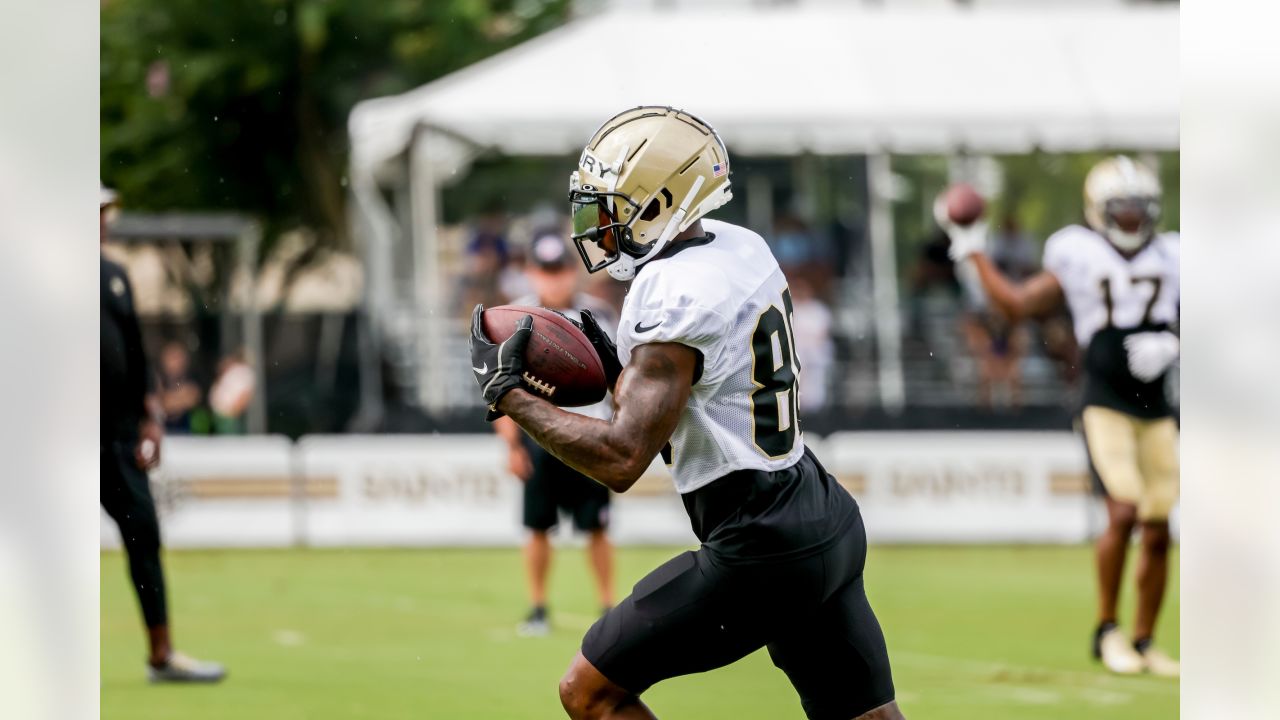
[101,441,168,628]
[582,479,894,720]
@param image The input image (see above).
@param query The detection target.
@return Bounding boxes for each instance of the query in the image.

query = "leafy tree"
[101,0,569,248]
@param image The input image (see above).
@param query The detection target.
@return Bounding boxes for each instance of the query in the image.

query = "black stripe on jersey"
[651,233,716,263]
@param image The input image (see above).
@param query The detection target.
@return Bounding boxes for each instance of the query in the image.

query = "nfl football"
[943,183,986,226]
[481,305,608,407]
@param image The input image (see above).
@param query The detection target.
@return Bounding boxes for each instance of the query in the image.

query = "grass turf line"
[102,545,1178,719]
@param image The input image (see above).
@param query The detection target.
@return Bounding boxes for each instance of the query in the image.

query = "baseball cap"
[100,183,118,207]
[529,231,572,271]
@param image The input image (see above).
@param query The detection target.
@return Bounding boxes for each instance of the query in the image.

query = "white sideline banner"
[822,431,1099,543]
[100,435,297,549]
[102,431,1172,548]
[293,435,697,547]
[295,435,523,546]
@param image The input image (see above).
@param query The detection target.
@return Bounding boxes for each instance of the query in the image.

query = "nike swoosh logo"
[634,320,662,333]
[472,362,488,375]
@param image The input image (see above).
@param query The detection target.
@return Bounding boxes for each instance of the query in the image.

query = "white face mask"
[1106,228,1148,252]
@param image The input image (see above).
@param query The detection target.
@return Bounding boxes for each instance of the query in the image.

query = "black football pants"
[101,441,168,628]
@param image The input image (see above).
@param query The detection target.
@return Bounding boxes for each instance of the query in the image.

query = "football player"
[469,107,902,719]
[945,157,1180,677]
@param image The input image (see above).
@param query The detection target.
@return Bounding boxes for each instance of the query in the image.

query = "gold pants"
[1082,405,1180,521]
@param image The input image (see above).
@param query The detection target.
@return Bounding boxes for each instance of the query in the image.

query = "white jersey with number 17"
[1042,224,1179,418]
[1043,224,1180,346]
[616,219,805,494]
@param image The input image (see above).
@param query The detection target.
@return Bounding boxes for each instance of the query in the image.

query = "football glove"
[944,220,990,264]
[936,194,989,263]
[1124,331,1179,383]
[469,304,533,420]
[577,309,623,390]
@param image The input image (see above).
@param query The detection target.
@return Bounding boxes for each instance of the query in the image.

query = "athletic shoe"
[517,608,550,637]
[147,651,227,683]
[1097,627,1145,675]
[1137,644,1180,678]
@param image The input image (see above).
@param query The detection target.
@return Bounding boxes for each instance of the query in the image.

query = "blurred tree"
[993,150,1180,243]
[101,0,569,248]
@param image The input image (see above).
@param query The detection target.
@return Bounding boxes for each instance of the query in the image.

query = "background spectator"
[209,353,256,435]
[157,341,201,435]
[457,204,512,314]
[989,214,1038,281]
[790,279,835,414]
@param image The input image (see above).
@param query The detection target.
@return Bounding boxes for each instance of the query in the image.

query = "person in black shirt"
[492,233,618,637]
[100,185,226,683]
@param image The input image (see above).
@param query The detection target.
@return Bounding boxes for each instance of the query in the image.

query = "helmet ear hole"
[640,198,662,221]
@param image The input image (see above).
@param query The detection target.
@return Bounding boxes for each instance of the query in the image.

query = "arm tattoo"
[497,343,695,492]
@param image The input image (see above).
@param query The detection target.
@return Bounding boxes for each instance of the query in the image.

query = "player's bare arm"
[969,254,1065,322]
[944,217,1064,322]
[497,342,696,493]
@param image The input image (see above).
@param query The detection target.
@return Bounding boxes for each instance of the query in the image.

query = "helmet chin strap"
[606,254,637,281]
[608,175,707,282]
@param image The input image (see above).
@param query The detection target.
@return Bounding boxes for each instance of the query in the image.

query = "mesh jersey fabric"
[617,219,806,494]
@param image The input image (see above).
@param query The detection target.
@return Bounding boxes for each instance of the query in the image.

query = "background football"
[943,182,986,226]
[481,305,608,407]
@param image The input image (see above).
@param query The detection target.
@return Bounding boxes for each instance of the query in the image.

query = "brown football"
[944,183,986,226]
[481,305,608,407]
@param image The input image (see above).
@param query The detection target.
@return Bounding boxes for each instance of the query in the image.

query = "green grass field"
[102,545,1178,719]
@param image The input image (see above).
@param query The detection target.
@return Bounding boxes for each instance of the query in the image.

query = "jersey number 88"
[749,288,801,458]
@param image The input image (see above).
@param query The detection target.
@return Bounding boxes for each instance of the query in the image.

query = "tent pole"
[347,174,390,432]
[746,171,773,242]
[239,222,268,433]
[867,152,905,413]
[410,133,447,417]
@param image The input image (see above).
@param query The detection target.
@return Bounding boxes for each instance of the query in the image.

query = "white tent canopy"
[346,4,1177,417]
[350,4,1178,175]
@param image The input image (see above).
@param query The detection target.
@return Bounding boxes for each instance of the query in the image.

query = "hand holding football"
[480,306,608,407]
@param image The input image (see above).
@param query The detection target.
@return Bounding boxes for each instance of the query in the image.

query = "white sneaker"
[517,608,550,638]
[147,651,227,683]
[1098,628,1145,675]
[1138,645,1180,678]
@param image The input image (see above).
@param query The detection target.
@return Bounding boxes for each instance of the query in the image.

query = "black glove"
[469,304,533,420]
[578,309,623,391]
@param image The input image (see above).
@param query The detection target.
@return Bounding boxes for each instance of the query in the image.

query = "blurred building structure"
[106,214,367,437]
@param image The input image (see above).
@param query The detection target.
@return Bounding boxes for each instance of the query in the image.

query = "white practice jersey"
[1043,225,1179,417]
[512,293,617,422]
[1043,225,1180,346]
[617,219,805,494]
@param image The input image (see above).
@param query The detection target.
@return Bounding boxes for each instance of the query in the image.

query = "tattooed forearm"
[497,343,697,492]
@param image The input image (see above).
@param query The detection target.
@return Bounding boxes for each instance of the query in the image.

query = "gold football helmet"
[1084,156,1162,252]
[569,106,733,281]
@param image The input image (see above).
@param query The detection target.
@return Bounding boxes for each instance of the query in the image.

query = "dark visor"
[569,188,640,273]
[1104,197,1159,234]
